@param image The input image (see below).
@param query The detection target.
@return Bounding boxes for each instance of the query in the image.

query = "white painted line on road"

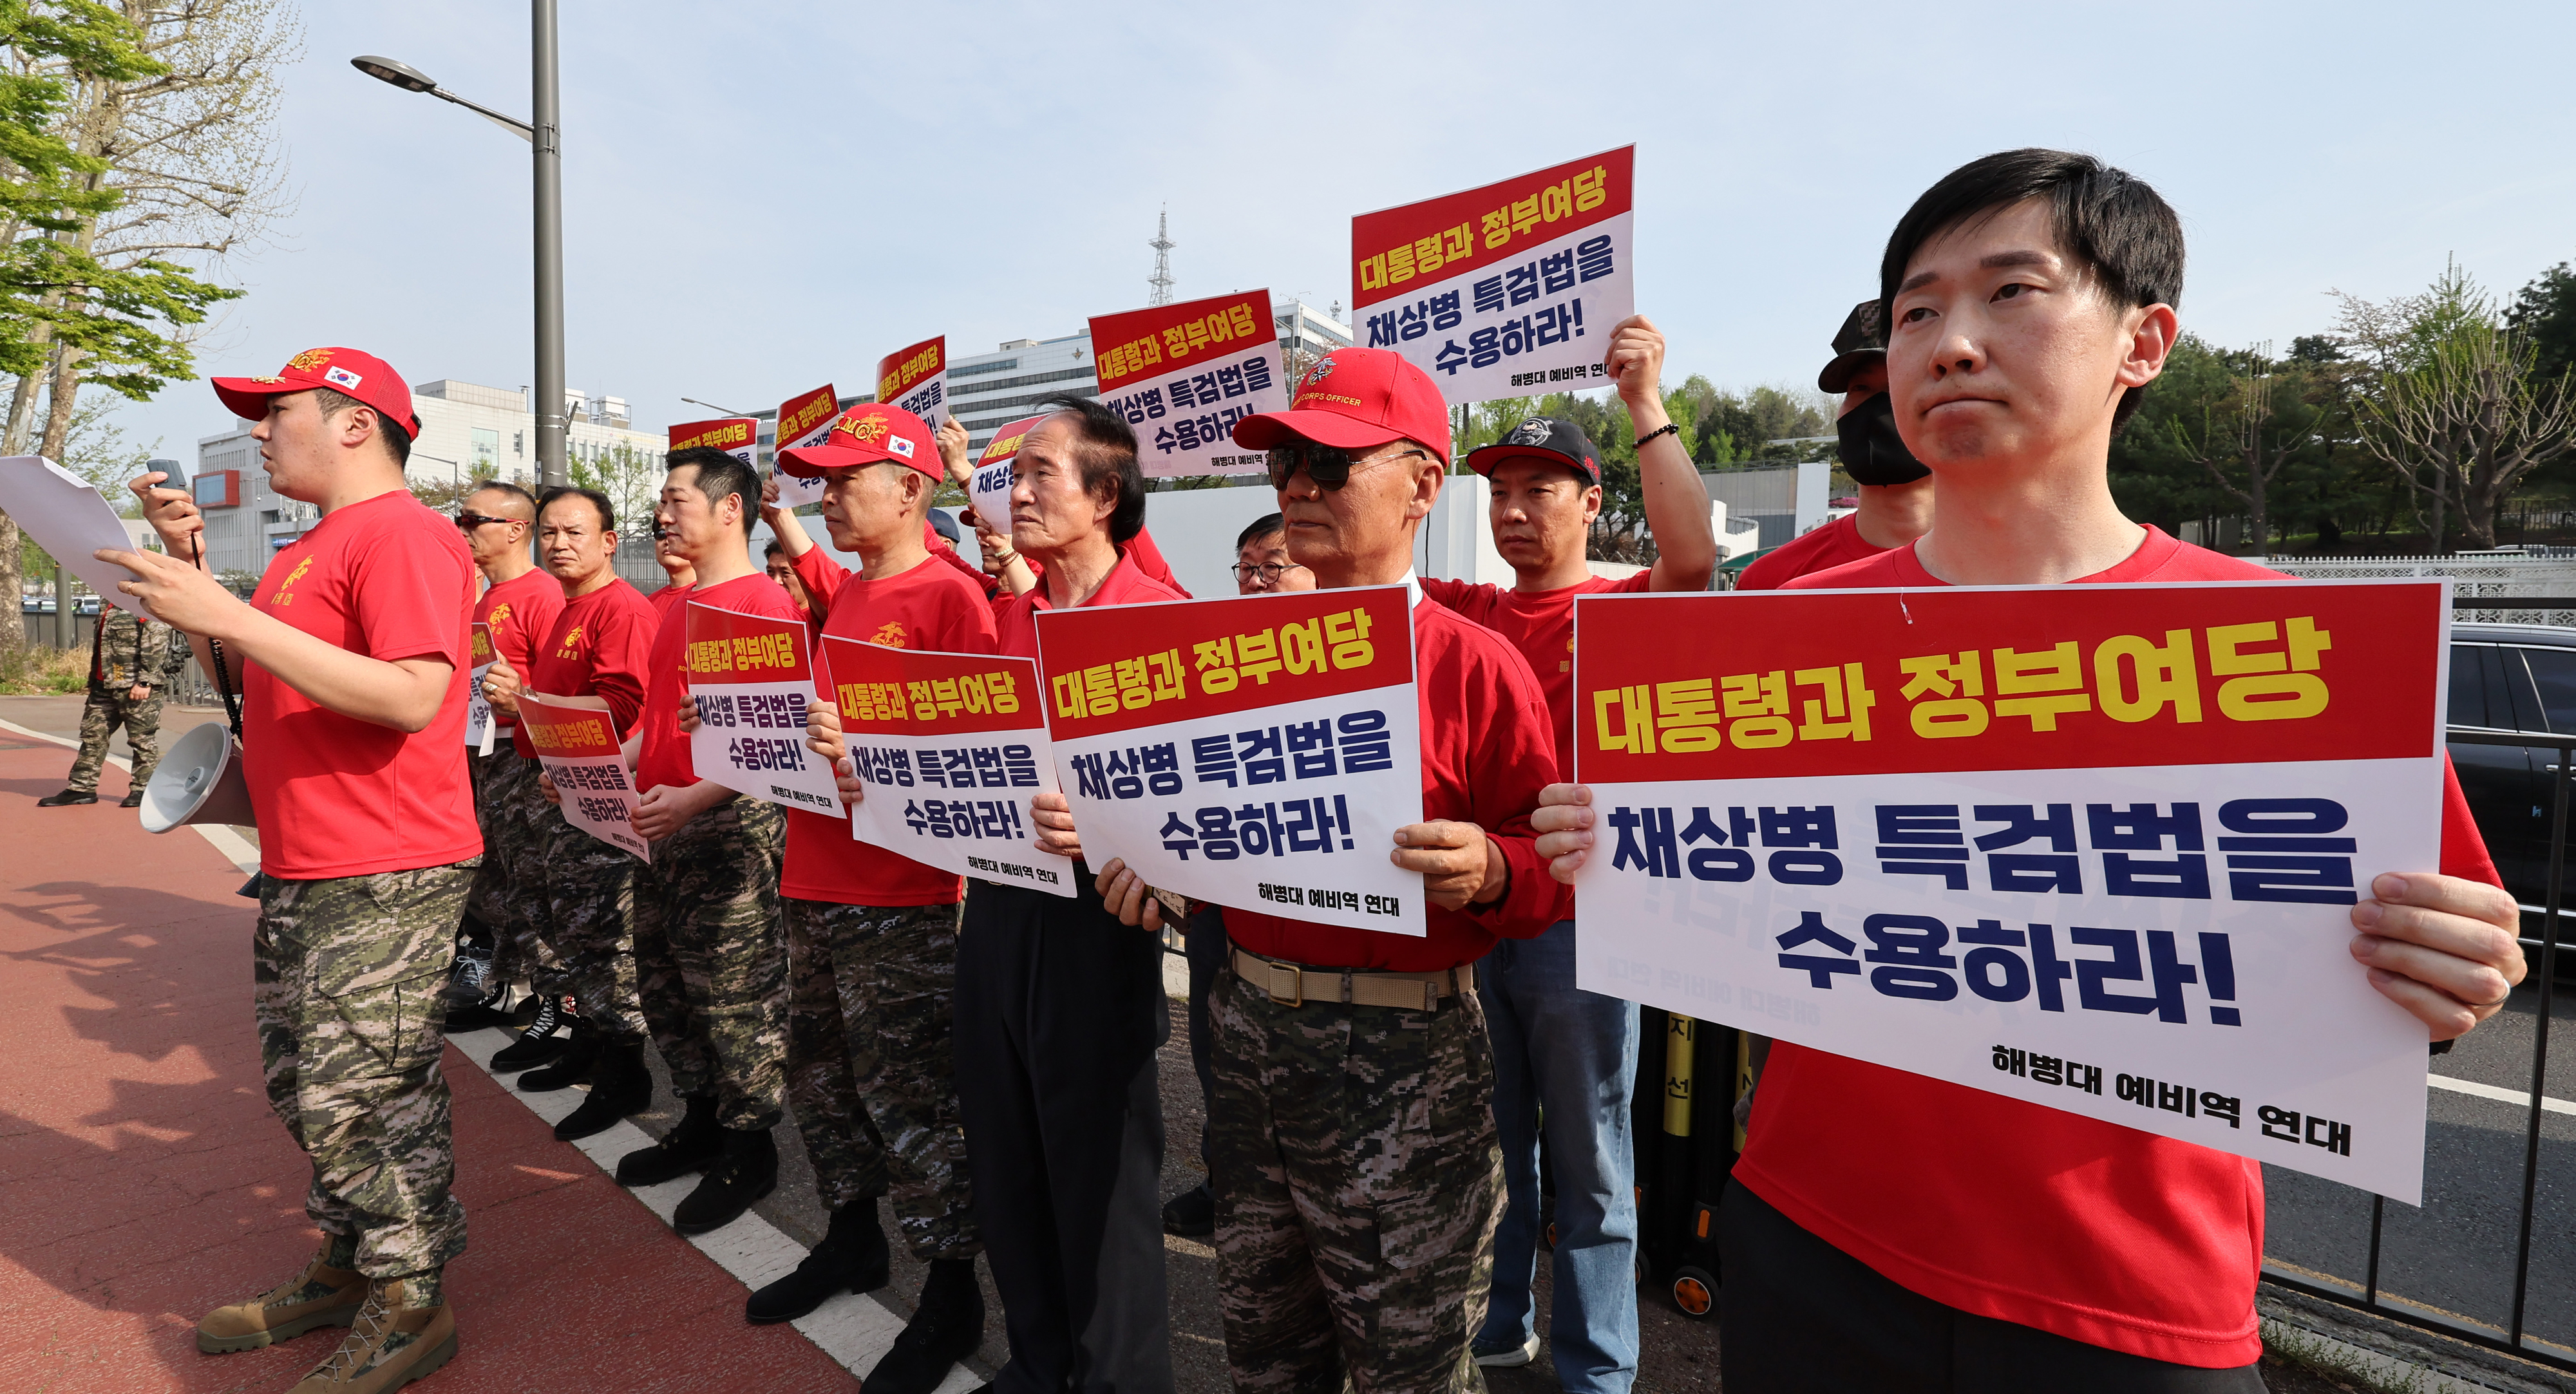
[2428,1071,2576,1117]
[0,713,257,872]
[442,1026,981,1393]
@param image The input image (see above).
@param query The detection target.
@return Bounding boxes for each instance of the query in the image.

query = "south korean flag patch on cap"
[887,436,916,458]
[322,365,364,390]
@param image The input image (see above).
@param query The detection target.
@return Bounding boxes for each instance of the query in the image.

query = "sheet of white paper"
[0,457,155,617]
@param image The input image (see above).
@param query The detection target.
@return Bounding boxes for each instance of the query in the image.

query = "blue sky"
[113,0,2576,459]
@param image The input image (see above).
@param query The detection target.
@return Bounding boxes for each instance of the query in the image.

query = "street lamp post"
[352,4,568,489]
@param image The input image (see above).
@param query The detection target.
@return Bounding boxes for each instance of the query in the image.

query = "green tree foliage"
[2508,260,2576,395]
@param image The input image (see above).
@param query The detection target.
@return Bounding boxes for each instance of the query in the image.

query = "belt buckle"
[1265,962,1304,1008]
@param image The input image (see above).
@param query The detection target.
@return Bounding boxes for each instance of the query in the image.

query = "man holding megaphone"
[105,347,482,1394]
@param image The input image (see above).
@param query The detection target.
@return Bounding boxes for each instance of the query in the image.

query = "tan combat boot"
[286,1276,458,1393]
[196,1248,366,1353]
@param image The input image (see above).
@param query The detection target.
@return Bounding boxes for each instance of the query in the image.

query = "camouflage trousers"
[525,790,647,1040]
[66,685,160,793]
[784,898,980,1260]
[1209,965,1502,1394]
[464,747,565,997]
[255,859,478,1279]
[635,797,786,1131]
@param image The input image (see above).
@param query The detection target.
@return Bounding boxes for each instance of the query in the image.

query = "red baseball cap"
[776,403,941,480]
[212,346,421,437]
[1231,346,1452,464]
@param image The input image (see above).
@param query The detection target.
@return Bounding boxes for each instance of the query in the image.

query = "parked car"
[2447,621,2576,965]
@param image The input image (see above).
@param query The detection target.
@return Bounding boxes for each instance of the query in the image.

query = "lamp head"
[351,55,437,93]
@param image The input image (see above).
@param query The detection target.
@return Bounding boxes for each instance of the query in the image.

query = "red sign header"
[1088,289,1275,392]
[1350,146,1633,311]
[670,417,756,453]
[822,637,1040,738]
[683,602,817,688]
[775,384,840,449]
[876,337,945,402]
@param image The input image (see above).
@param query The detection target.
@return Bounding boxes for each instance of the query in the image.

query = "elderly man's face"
[1277,437,1437,579]
[1008,414,1112,558]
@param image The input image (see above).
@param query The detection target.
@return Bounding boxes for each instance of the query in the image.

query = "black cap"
[1463,415,1602,485]
[1817,299,1887,394]
[929,508,963,546]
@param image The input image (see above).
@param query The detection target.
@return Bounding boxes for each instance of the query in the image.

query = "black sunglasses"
[455,511,513,531]
[1265,440,1430,491]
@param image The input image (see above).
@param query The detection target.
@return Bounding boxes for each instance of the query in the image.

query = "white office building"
[190,379,667,578]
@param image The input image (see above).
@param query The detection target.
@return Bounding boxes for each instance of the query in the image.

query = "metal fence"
[2259,724,2568,1376]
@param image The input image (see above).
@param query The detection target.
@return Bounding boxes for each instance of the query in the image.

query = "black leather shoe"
[673,1126,777,1236]
[36,789,97,807]
[745,1199,891,1323]
[1162,1183,1215,1238]
[554,1042,652,1142]
[615,1094,723,1187]
[118,789,144,808]
[488,995,568,1072]
[860,1259,984,1394]
[517,1019,600,1092]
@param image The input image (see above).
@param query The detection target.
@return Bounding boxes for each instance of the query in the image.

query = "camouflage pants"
[464,748,565,997]
[255,860,477,1279]
[527,791,646,1041]
[634,797,786,1131]
[784,897,980,1259]
[66,686,160,793]
[1209,966,1502,1394]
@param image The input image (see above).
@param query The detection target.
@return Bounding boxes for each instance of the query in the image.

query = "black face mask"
[1835,391,1930,487]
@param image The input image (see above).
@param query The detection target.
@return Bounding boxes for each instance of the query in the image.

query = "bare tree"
[2172,343,2298,553]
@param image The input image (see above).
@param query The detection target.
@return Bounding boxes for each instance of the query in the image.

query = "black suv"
[2447,621,2576,958]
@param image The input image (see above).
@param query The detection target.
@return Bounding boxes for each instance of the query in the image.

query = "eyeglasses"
[455,511,513,531]
[1231,561,1306,583]
[1265,440,1430,491]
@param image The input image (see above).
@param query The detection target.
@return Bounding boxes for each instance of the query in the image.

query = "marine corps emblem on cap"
[1506,417,1553,447]
[286,348,332,372]
[837,413,891,444]
[1300,355,1335,390]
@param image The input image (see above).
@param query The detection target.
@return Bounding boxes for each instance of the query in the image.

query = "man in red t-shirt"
[497,485,663,1142]
[1419,316,1715,1388]
[1099,347,1563,1393]
[607,448,800,1239]
[727,407,992,1394]
[115,348,477,1389]
[1732,299,1933,594]
[450,482,567,1035]
[1533,152,2528,1391]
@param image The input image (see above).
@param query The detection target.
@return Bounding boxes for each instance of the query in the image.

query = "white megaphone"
[142,720,256,832]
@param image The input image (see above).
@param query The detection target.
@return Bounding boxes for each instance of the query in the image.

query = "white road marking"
[2427,1071,2576,1117]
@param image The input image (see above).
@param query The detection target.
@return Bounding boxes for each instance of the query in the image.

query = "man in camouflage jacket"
[39,604,178,808]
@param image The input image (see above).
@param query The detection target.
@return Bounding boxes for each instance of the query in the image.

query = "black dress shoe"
[615,1094,722,1186]
[488,995,568,1072]
[1162,1183,1215,1238]
[672,1127,777,1236]
[745,1199,890,1323]
[36,789,97,807]
[118,789,144,808]
[516,1019,600,1092]
[555,1042,652,1142]
[860,1259,984,1394]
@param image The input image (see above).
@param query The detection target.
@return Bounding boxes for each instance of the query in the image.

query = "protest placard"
[772,382,840,507]
[1036,585,1425,934]
[1087,290,1285,479]
[685,600,844,816]
[520,690,649,862]
[1571,579,2449,1200]
[967,413,1048,535]
[1351,146,1634,407]
[670,416,757,467]
[877,337,947,429]
[464,621,498,755]
[822,635,1074,896]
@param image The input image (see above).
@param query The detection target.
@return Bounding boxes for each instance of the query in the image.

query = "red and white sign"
[670,416,758,468]
[877,337,947,429]
[464,621,498,753]
[1571,580,2450,1201]
[967,413,1047,536]
[1088,290,1285,479]
[824,636,1074,896]
[772,382,840,507]
[520,690,649,862]
[1352,146,1634,408]
[1036,586,1425,934]
[684,601,844,816]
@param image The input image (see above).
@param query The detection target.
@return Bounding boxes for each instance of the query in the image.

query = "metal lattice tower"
[1148,206,1175,306]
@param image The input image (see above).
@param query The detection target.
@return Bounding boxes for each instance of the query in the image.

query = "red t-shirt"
[782,546,999,906]
[1421,570,1653,781]
[993,547,1187,661]
[1223,598,1564,972]
[647,581,689,619]
[474,567,564,740]
[1736,526,2502,1368]
[635,572,804,795]
[241,490,482,879]
[1001,527,1193,610]
[1734,512,1888,593]
[514,578,658,757]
